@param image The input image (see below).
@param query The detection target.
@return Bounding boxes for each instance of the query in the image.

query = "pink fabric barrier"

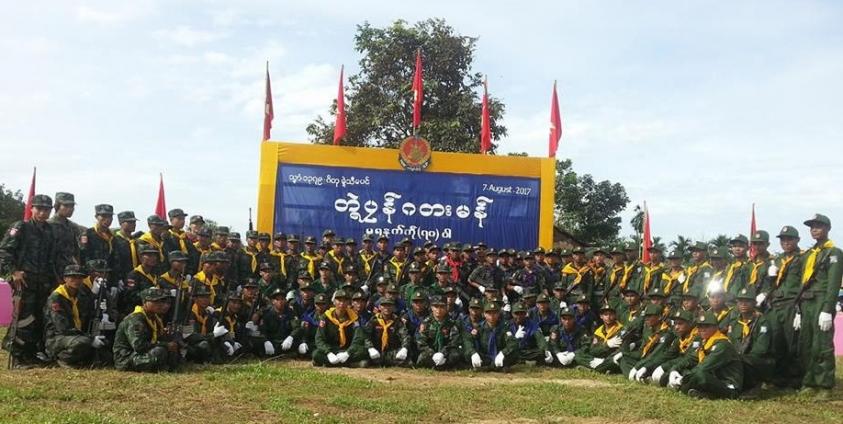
[0,280,11,326]
[836,314,843,356]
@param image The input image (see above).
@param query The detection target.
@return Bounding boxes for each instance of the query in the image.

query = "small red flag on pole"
[548,81,562,158]
[154,173,167,220]
[641,202,652,264]
[23,167,36,222]
[412,49,423,131]
[749,203,758,259]
[480,76,492,154]
[262,61,274,142]
[333,65,346,145]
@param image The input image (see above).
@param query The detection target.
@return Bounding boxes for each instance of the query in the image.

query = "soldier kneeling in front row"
[113,287,180,372]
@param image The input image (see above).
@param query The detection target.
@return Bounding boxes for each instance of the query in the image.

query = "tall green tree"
[670,235,692,260]
[554,160,629,245]
[708,234,731,248]
[0,184,25,236]
[307,19,506,153]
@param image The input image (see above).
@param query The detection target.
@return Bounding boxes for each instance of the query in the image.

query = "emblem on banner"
[398,136,432,172]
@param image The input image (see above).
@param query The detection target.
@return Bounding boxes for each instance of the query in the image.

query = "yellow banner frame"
[257,141,556,248]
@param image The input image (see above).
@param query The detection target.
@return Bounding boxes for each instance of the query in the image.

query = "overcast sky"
[2,1,841,246]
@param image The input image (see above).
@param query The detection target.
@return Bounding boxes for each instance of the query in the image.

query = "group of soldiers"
[1,192,840,401]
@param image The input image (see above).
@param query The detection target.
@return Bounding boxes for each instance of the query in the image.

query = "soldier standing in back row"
[80,204,116,273]
[49,192,84,280]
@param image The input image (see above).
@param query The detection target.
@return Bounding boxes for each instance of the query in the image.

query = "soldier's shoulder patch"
[471,328,478,336]
[51,301,62,312]
[692,341,700,348]
[418,323,426,333]
[830,255,838,264]
[550,331,558,340]
[711,344,717,351]
[353,322,360,328]
[760,326,767,334]
[302,321,309,328]
[660,336,666,343]
[727,325,732,333]
[8,227,18,237]
[319,320,326,328]
[703,272,711,278]
[506,331,513,337]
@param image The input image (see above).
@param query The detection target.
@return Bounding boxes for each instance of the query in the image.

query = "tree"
[554,159,630,245]
[307,19,507,153]
[670,235,692,260]
[0,184,25,236]
[629,204,644,235]
[708,234,730,248]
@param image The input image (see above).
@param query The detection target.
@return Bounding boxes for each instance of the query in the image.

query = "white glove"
[756,293,767,305]
[298,342,309,355]
[395,347,408,361]
[336,351,350,363]
[651,366,665,384]
[454,297,463,307]
[101,313,113,325]
[245,321,259,334]
[169,289,177,298]
[478,285,486,294]
[494,351,505,368]
[502,294,509,304]
[368,347,381,360]
[668,371,683,389]
[607,336,623,348]
[264,341,275,356]
[205,306,216,315]
[223,341,235,356]
[612,351,623,363]
[513,285,524,295]
[589,358,605,369]
[544,350,553,364]
[819,312,833,332]
[286,290,296,301]
[558,301,567,310]
[432,352,446,366]
[232,341,242,352]
[767,260,778,277]
[556,352,567,365]
[360,284,369,294]
[502,304,511,312]
[793,313,802,330]
[91,335,107,348]
[281,336,293,351]
[212,323,229,338]
[635,367,648,382]
[471,352,482,368]
[514,325,526,339]
[628,368,638,381]
[327,352,339,364]
[92,278,104,295]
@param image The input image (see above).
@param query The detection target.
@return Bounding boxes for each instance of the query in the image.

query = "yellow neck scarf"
[133,305,163,343]
[621,263,635,289]
[679,328,698,353]
[662,268,684,294]
[802,240,834,285]
[643,263,663,294]
[324,307,359,348]
[243,248,258,273]
[134,265,158,287]
[192,303,209,335]
[92,224,113,254]
[270,251,287,276]
[388,257,405,278]
[139,232,165,262]
[328,251,345,271]
[562,263,589,288]
[375,314,395,351]
[724,260,744,292]
[775,254,795,288]
[737,315,755,339]
[160,272,189,289]
[169,229,188,253]
[116,232,139,268]
[194,271,218,304]
[698,330,729,363]
[55,284,81,330]
[594,321,623,343]
[642,321,670,356]
[301,252,318,278]
[360,250,375,275]
[712,307,732,323]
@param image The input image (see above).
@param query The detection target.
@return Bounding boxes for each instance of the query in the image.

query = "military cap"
[804,213,831,228]
[375,276,388,286]
[442,286,457,296]
[412,247,426,256]
[708,246,729,259]
[666,249,682,259]
[268,287,286,298]
[63,264,88,277]
[574,293,589,303]
[333,289,351,300]
[386,284,400,293]
[345,238,357,245]
[507,248,517,257]
[435,264,451,274]
[559,248,572,257]
[750,230,769,243]
[532,247,546,255]
[410,291,428,302]
[141,287,170,302]
[377,234,389,242]
[592,246,609,256]
[729,234,749,246]
[485,248,498,256]
[647,287,666,298]
[94,204,114,216]
[523,250,535,259]
[400,237,412,245]
[298,279,314,291]
[147,215,168,227]
[168,251,189,263]
[322,229,336,237]
[242,278,259,288]
[484,301,501,312]
[671,309,694,323]
[689,241,708,252]
[644,304,663,316]
[30,194,53,208]
[695,311,719,326]
[314,293,329,304]
[85,259,110,272]
[54,192,76,205]
[546,249,560,258]
[407,262,422,273]
[468,298,483,309]
[361,234,374,243]
[342,265,356,275]
[273,232,286,240]
[598,301,616,312]
[735,287,756,302]
[351,291,367,301]
[246,230,259,239]
[212,251,231,263]
[571,246,585,254]
[423,240,434,249]
[621,287,640,296]
[609,245,625,255]
[193,285,212,297]
[287,234,300,242]
[559,307,575,317]
[511,302,527,313]
[536,294,550,303]
[304,236,317,244]
[777,225,799,238]
[228,232,241,241]
[339,280,354,289]
[462,244,474,252]
[428,244,441,252]
[137,243,159,255]
[189,215,205,225]
[318,261,331,270]
[647,244,663,252]
[682,284,703,298]
[196,227,212,237]
[429,295,447,306]
[379,296,396,306]
[258,232,271,241]
[498,249,510,257]
[553,281,567,290]
[215,226,230,236]
[297,270,313,280]
[168,208,187,218]
[117,211,137,223]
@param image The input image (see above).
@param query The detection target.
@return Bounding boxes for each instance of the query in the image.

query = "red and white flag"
[23,167,36,221]
[641,202,652,264]
[412,50,423,130]
[749,203,758,259]
[154,173,167,220]
[262,62,274,141]
[548,81,562,158]
[333,65,346,145]
[480,77,492,154]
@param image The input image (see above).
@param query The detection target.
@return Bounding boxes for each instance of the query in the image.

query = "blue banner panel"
[275,163,540,249]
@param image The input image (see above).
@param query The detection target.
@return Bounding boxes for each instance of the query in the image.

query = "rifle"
[4,278,22,370]
[88,277,108,365]
[248,208,254,232]
[167,274,191,345]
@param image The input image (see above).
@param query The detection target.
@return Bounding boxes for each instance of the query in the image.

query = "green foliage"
[554,159,629,245]
[708,234,731,248]
[0,184,25,236]
[307,19,507,153]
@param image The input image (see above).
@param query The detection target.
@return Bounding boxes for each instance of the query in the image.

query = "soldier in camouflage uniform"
[48,192,84,279]
[113,287,180,372]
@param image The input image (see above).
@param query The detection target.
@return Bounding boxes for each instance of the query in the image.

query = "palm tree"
[708,234,730,248]
[670,235,692,260]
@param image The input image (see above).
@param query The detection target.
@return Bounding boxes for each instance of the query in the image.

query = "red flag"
[333,65,346,145]
[641,202,652,264]
[480,77,492,154]
[155,173,167,220]
[412,50,423,130]
[262,62,274,142]
[548,81,562,158]
[23,167,36,222]
[749,203,757,259]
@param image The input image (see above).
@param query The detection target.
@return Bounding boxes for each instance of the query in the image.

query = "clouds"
[153,26,225,47]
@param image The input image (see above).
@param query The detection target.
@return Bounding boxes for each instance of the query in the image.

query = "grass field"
[1,338,842,423]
